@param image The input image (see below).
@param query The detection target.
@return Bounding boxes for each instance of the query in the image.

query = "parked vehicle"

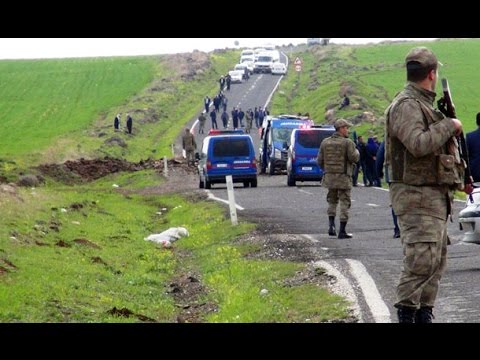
[259,115,313,175]
[286,125,335,186]
[459,183,480,243]
[253,53,273,73]
[271,62,287,75]
[198,134,258,189]
[228,70,244,83]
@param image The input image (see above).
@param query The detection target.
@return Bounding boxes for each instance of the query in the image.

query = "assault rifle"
[437,78,473,192]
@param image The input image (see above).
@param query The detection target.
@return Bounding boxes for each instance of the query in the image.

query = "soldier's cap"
[334,119,353,130]
[405,47,441,69]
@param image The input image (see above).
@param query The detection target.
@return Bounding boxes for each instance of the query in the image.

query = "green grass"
[0,175,350,322]
[272,39,480,138]
[0,57,155,167]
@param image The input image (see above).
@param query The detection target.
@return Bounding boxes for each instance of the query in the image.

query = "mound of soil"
[36,156,196,184]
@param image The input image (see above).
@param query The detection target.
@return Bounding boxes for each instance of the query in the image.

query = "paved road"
[180,52,480,323]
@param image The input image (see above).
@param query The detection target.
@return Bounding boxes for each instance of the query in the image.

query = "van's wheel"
[287,173,296,186]
[268,160,275,175]
[243,181,250,188]
[251,179,258,188]
[199,178,205,189]
[205,180,211,189]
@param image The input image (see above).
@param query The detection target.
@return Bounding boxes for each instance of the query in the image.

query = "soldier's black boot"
[397,306,416,323]
[415,306,434,323]
[338,221,352,239]
[328,216,336,236]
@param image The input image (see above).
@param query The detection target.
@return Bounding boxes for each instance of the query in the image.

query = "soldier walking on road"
[385,47,468,323]
[182,128,197,166]
[317,119,359,239]
[198,112,207,134]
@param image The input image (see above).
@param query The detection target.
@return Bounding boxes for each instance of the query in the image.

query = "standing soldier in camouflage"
[317,119,359,239]
[198,112,207,134]
[385,47,466,323]
[182,127,197,166]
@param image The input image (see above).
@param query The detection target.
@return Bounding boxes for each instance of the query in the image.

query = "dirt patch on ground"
[36,156,196,184]
[167,270,218,323]
[73,238,101,249]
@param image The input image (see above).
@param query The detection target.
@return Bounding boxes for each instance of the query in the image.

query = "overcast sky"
[0,38,438,60]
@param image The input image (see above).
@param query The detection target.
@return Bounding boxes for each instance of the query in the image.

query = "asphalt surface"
[180,53,480,323]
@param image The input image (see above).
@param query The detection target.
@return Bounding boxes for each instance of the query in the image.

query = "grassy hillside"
[272,39,480,137]
[0,51,240,173]
[0,57,155,166]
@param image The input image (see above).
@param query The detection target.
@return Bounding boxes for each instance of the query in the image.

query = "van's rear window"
[297,132,332,148]
[213,139,250,157]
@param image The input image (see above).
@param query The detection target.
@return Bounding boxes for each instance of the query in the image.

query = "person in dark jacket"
[339,94,350,109]
[209,109,218,129]
[126,113,133,134]
[114,113,120,130]
[466,112,480,182]
[376,141,400,238]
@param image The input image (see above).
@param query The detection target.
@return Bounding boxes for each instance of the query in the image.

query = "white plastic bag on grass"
[144,227,189,244]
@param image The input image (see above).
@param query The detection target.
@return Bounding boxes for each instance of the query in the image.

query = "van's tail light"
[250,158,257,168]
[206,159,212,170]
[291,149,296,162]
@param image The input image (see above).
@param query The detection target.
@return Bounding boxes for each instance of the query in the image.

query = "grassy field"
[0,171,349,322]
[0,57,155,166]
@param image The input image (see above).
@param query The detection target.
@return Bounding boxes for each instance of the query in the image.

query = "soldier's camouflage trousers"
[327,188,351,222]
[395,214,448,309]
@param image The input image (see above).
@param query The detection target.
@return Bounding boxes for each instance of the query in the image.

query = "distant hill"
[0,50,239,178]
[271,38,480,137]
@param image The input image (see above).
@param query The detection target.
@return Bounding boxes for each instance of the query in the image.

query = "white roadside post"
[163,157,168,177]
[225,175,238,226]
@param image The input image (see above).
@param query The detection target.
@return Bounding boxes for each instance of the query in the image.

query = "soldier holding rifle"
[385,47,471,323]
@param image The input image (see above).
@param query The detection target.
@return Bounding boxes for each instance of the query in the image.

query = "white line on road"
[314,260,363,323]
[298,189,313,195]
[346,259,391,323]
[367,203,379,207]
[302,234,319,243]
[206,190,244,210]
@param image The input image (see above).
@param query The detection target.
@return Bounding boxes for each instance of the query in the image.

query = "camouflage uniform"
[318,127,359,226]
[182,129,197,166]
[386,81,458,315]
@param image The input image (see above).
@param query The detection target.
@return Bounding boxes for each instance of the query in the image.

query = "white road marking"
[190,119,199,133]
[314,260,363,323]
[367,203,379,207]
[346,259,391,323]
[302,234,319,243]
[206,190,244,210]
[298,189,313,195]
[264,72,283,110]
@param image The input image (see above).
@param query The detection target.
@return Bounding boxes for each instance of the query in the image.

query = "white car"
[459,184,480,243]
[234,63,249,77]
[271,62,287,75]
[228,70,244,83]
